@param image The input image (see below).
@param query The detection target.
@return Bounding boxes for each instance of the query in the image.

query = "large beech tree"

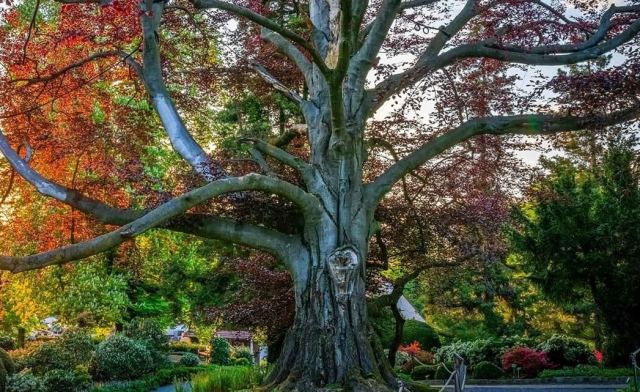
[1,0,640,389]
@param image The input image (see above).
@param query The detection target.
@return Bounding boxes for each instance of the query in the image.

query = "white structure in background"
[396,295,426,323]
[28,317,63,340]
[166,324,189,341]
[378,281,426,323]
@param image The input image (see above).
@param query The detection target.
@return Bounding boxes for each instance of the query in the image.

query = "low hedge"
[411,365,438,380]
[472,361,505,379]
[538,365,634,378]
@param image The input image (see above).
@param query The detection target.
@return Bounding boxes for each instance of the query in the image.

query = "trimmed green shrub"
[537,335,593,367]
[41,369,91,392]
[538,365,634,378]
[123,319,168,351]
[233,358,252,366]
[232,347,253,363]
[168,342,200,354]
[209,337,230,366]
[435,336,539,367]
[472,361,505,379]
[179,353,200,367]
[5,370,44,392]
[402,321,441,350]
[411,365,437,380]
[89,335,155,381]
[27,330,94,375]
[0,337,15,352]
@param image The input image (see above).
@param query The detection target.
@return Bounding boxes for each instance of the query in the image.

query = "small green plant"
[411,365,438,380]
[89,334,155,381]
[5,370,44,392]
[538,365,634,378]
[472,361,505,379]
[232,347,253,363]
[179,353,200,367]
[537,335,593,367]
[41,369,91,392]
[209,337,230,366]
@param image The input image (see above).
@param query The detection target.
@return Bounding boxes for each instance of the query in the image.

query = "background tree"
[509,141,640,365]
[0,0,639,389]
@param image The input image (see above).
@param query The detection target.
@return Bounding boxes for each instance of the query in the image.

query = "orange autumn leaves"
[0,0,149,251]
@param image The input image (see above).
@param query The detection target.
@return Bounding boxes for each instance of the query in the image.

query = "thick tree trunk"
[266,246,397,391]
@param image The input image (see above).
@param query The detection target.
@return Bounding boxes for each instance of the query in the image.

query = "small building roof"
[215,330,252,340]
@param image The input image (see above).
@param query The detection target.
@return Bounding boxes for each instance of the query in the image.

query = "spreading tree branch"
[366,104,640,204]
[249,62,303,104]
[369,3,640,114]
[0,173,312,272]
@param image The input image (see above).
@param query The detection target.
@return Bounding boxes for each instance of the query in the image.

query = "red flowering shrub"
[593,350,604,364]
[501,347,551,378]
[399,341,422,357]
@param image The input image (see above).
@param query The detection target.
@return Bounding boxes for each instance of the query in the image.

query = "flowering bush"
[5,370,44,392]
[537,335,593,367]
[89,335,155,381]
[501,347,551,378]
[593,350,604,364]
[435,336,538,367]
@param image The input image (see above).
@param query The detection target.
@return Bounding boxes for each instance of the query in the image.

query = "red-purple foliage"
[501,347,551,378]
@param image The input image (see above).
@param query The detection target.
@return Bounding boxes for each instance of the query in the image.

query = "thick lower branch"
[0,173,313,273]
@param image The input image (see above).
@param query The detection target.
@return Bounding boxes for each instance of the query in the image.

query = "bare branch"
[12,50,141,86]
[249,61,303,104]
[192,0,328,72]
[366,104,640,204]
[260,28,314,85]
[368,3,640,114]
[350,0,403,81]
[241,138,315,186]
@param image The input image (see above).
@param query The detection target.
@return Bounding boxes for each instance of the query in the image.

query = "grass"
[183,365,268,392]
[538,365,634,379]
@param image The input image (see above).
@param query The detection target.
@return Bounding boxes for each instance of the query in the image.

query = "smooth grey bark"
[2,0,640,390]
